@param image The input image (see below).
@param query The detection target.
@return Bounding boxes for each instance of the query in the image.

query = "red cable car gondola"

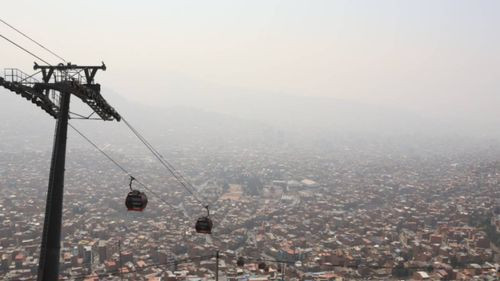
[237,257,245,267]
[125,176,148,211]
[195,206,213,234]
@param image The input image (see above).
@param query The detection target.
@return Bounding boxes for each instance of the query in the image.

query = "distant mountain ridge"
[1,86,498,153]
[0,88,282,151]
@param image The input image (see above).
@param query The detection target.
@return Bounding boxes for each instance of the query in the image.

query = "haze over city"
[2,0,500,139]
[0,1,499,281]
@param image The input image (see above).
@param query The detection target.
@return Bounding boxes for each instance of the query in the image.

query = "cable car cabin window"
[125,190,148,211]
[195,216,213,234]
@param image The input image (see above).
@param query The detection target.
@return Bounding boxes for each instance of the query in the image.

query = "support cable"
[122,118,206,207]
[1,20,209,209]
[0,18,67,62]
[68,123,180,212]
[0,28,199,212]
[0,33,52,65]
[1,19,211,212]
[122,118,196,191]
[125,121,225,211]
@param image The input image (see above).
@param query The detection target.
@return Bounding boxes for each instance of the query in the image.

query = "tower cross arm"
[33,81,121,121]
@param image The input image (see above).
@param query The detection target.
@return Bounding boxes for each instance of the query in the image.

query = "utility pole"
[118,240,123,281]
[215,250,219,281]
[281,262,285,281]
[0,63,121,281]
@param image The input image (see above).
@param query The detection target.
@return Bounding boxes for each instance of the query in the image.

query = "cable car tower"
[0,62,121,281]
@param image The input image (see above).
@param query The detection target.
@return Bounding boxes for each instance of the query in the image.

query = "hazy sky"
[1,0,499,124]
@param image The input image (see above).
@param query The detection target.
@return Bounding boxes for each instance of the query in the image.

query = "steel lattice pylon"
[0,62,121,281]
